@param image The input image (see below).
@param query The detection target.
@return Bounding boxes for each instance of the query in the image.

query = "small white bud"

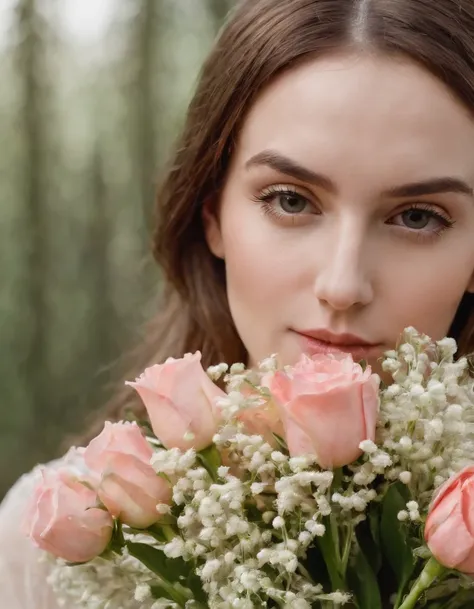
[399,436,413,449]
[134,584,151,602]
[399,471,412,485]
[262,511,276,524]
[409,510,420,522]
[360,440,378,454]
[298,531,312,544]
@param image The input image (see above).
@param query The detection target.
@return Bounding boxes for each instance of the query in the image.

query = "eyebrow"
[245,149,474,198]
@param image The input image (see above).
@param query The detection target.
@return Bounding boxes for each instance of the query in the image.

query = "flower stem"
[397,558,446,609]
[340,525,353,577]
[197,444,221,482]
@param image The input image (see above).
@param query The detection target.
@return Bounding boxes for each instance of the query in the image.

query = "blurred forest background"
[0,0,235,499]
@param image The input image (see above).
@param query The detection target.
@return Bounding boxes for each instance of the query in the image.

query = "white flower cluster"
[149,429,350,608]
[47,329,474,609]
[46,542,168,609]
[364,327,474,509]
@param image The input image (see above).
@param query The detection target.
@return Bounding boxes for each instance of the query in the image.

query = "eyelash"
[253,185,457,241]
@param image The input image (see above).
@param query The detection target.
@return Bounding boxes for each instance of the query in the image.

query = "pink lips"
[294,329,382,360]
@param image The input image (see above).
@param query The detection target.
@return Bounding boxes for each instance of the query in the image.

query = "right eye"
[255,185,319,218]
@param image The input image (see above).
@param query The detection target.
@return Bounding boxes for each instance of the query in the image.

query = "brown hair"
[86,0,474,434]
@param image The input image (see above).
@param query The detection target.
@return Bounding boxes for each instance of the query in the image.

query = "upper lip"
[295,328,379,347]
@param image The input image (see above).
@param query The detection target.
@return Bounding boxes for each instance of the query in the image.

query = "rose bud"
[24,468,113,563]
[425,466,474,574]
[126,352,225,451]
[84,422,172,528]
[268,353,379,468]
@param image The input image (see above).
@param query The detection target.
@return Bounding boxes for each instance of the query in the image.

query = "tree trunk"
[134,0,157,256]
[16,0,49,460]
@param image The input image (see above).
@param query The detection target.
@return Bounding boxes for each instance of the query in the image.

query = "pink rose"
[24,468,113,563]
[268,354,379,468]
[126,352,225,451]
[237,400,285,447]
[84,421,154,473]
[96,453,172,528]
[84,422,172,528]
[425,467,474,573]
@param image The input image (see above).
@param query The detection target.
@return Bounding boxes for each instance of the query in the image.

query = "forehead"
[235,53,474,186]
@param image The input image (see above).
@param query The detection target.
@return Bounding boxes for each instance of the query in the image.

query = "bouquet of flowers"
[24,328,474,609]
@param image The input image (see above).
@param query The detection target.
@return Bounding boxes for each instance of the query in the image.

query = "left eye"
[277,193,309,214]
[389,206,453,234]
[398,208,433,230]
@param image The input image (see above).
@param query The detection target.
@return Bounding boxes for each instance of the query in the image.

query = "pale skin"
[204,52,474,378]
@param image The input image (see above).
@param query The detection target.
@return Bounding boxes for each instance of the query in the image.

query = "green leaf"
[380,484,416,592]
[126,541,188,581]
[271,433,288,452]
[197,444,221,480]
[108,519,125,553]
[316,517,346,591]
[183,573,208,605]
[355,516,382,575]
[301,542,331,591]
[150,583,185,605]
[126,542,207,605]
[347,540,383,609]
[369,505,381,548]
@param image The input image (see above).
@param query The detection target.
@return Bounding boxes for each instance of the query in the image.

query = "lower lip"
[297,334,382,361]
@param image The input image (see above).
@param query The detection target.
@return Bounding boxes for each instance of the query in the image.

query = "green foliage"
[347,540,383,609]
[126,541,208,606]
[380,483,416,595]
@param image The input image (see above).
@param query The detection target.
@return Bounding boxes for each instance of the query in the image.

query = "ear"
[202,199,225,259]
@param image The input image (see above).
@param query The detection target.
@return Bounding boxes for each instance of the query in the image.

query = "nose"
[313,219,374,311]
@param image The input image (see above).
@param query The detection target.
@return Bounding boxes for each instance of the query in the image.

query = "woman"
[1,0,474,606]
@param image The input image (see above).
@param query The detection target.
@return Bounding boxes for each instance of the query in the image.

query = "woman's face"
[205,53,474,376]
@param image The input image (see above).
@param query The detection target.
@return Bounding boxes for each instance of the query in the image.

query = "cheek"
[220,203,304,304]
[382,245,471,340]
[217,198,311,361]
